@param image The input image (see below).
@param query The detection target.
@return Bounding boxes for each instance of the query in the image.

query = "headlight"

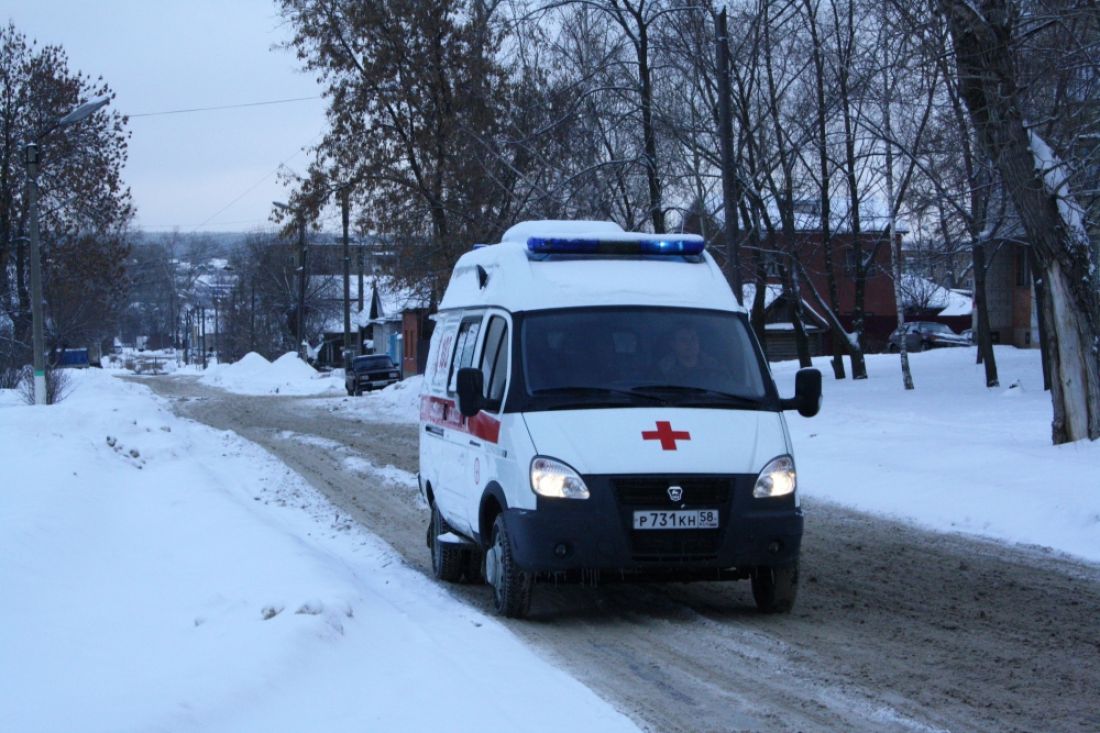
[753,455,797,499]
[530,456,590,500]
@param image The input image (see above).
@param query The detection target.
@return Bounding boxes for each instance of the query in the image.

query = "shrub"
[18,366,72,405]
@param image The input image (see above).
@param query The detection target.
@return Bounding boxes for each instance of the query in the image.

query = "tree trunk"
[882,75,914,391]
[785,261,813,368]
[1030,248,1052,391]
[942,0,1100,442]
[971,239,999,386]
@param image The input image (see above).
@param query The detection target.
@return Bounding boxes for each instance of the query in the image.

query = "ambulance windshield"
[521,308,768,408]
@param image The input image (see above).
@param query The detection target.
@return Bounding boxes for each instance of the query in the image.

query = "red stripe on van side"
[420,395,501,445]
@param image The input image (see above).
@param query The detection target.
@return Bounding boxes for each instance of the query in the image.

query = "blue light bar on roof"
[526,236,705,256]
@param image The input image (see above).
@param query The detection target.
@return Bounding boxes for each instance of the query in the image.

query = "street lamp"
[24,95,110,405]
[273,200,308,360]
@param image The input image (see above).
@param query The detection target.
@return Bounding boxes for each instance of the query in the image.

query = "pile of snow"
[200,351,343,396]
[330,374,423,423]
[772,347,1100,563]
[0,370,638,733]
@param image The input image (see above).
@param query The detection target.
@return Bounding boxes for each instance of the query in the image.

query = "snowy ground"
[771,347,1100,564]
[3,346,1098,732]
[0,371,638,733]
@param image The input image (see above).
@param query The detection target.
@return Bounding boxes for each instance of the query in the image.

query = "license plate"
[633,509,719,530]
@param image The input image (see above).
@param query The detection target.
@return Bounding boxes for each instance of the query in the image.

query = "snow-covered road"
[145,363,1100,733]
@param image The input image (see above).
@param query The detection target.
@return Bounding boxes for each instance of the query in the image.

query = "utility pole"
[341,187,351,365]
[200,306,207,369]
[213,295,219,365]
[23,144,47,404]
[716,7,744,305]
[249,277,256,353]
[297,217,308,360]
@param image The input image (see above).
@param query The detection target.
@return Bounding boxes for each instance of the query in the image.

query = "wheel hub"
[486,542,502,588]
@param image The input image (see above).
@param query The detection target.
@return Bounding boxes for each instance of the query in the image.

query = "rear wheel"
[429,503,464,582]
[752,563,798,614]
[485,515,532,618]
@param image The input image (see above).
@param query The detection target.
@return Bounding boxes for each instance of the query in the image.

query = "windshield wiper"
[530,385,667,404]
[629,384,764,408]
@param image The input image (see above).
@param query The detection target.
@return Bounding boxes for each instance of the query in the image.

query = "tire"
[485,515,532,618]
[752,563,798,614]
[429,503,464,582]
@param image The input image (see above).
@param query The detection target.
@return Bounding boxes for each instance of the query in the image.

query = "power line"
[127,96,321,119]
[190,132,322,231]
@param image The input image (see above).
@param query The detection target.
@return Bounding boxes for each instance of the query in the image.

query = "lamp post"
[273,201,308,360]
[23,96,109,405]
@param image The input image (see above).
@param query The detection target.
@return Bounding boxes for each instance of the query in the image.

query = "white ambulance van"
[419,220,821,618]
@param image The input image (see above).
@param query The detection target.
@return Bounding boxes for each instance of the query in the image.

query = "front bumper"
[500,474,802,579]
[352,373,400,389]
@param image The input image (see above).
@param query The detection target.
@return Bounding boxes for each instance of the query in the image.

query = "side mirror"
[780,368,822,418]
[456,367,484,418]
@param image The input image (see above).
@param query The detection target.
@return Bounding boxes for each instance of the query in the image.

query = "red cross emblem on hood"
[642,420,691,450]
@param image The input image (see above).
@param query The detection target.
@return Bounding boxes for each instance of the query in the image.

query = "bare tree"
[0,22,133,371]
[939,0,1100,443]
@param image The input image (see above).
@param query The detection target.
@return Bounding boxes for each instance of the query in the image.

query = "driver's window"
[479,316,509,412]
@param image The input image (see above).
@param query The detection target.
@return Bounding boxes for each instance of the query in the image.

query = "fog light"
[767,541,782,555]
[554,542,570,558]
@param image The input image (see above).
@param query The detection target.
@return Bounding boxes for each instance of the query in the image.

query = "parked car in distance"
[345,354,401,395]
[887,321,971,352]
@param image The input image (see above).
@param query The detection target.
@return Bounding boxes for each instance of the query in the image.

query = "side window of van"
[447,317,482,393]
[479,316,509,412]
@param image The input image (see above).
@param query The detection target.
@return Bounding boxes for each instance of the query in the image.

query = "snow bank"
[772,347,1100,563]
[322,374,424,424]
[0,370,638,733]
[200,351,343,396]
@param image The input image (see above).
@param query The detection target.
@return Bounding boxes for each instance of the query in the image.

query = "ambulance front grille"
[612,477,732,506]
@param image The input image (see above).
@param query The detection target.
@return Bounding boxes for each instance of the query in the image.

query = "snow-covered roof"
[900,275,973,316]
[317,276,430,334]
[741,283,784,310]
[440,221,743,314]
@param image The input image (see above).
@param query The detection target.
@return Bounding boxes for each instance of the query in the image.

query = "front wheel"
[751,563,798,614]
[429,503,464,582]
[485,515,532,618]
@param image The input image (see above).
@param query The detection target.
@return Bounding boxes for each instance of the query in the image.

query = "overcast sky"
[7,1,328,233]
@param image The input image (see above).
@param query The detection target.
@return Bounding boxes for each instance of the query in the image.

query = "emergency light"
[526,236,705,256]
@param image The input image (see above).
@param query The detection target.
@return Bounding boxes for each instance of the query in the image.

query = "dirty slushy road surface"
[143,376,1100,733]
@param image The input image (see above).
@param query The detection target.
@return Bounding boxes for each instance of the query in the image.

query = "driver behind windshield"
[658,323,721,377]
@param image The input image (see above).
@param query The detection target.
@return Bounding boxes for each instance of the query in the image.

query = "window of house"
[1015,247,1029,287]
[763,252,781,278]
